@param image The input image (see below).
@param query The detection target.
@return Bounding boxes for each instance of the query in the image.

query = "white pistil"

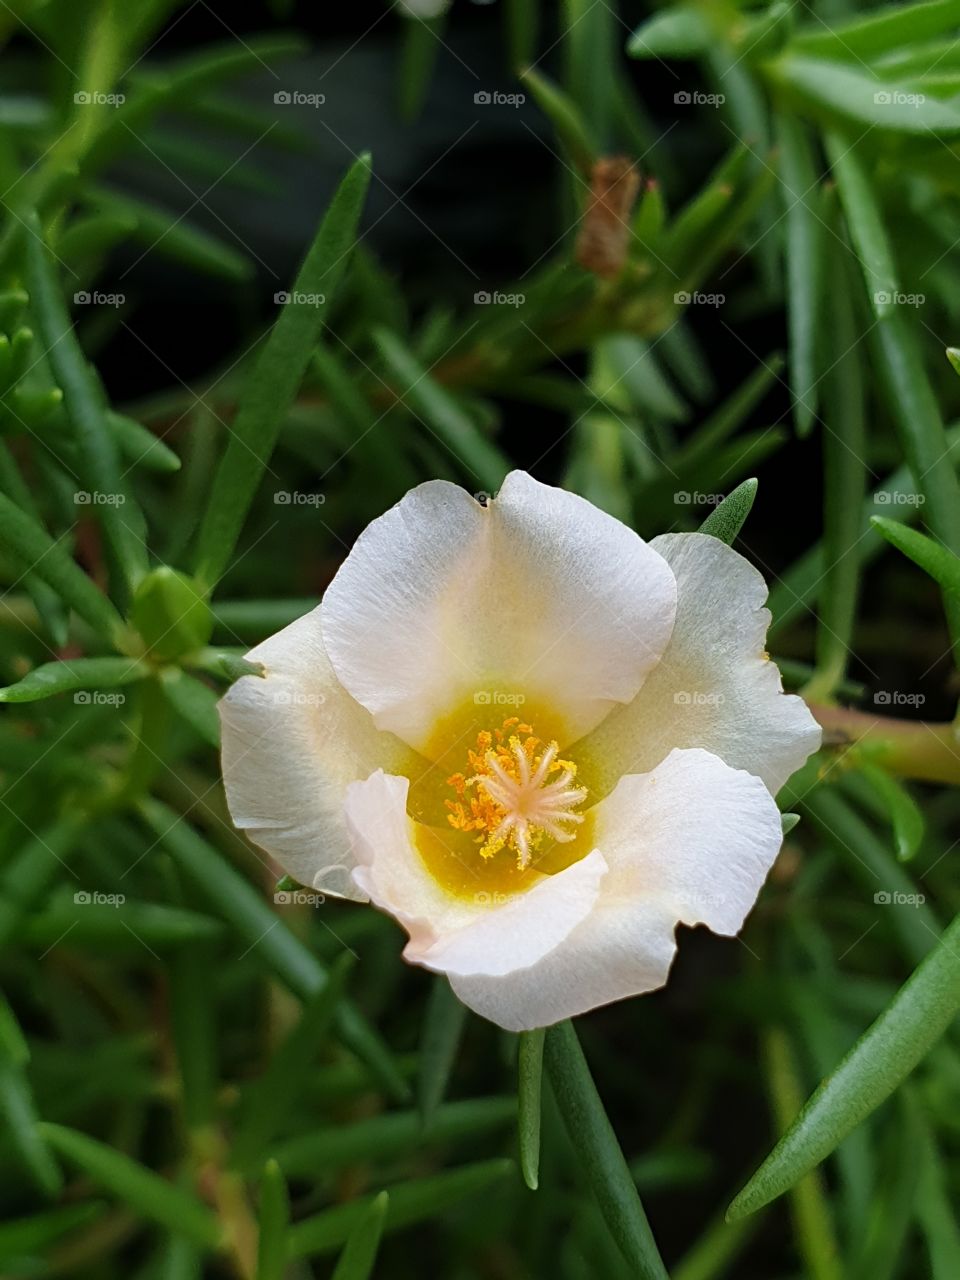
[473,746,588,870]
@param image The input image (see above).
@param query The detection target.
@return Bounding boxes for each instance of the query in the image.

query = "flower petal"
[591,747,784,935]
[578,532,820,797]
[447,745,783,1032]
[344,770,607,977]
[448,900,677,1032]
[219,606,415,901]
[321,471,677,751]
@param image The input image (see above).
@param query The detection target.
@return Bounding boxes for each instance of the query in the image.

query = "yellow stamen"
[445,718,588,870]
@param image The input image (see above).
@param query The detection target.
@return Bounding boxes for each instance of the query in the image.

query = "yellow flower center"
[409,703,595,904]
[445,718,588,870]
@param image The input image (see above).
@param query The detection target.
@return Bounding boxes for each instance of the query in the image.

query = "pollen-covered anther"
[445,719,588,870]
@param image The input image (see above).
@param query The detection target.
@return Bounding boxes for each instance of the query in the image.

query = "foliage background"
[1,0,959,1277]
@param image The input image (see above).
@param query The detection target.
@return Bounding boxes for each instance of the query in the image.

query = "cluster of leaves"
[0,0,959,1277]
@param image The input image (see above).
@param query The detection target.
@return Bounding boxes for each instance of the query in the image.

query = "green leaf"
[107,411,180,473]
[544,1022,669,1280]
[795,787,939,967]
[373,327,510,492]
[86,187,253,283]
[775,56,960,134]
[0,1202,103,1261]
[0,817,85,950]
[871,515,960,597]
[518,1027,545,1191]
[805,228,866,700]
[418,977,467,1129]
[727,905,960,1220]
[697,478,758,544]
[0,491,126,644]
[256,1159,289,1280]
[0,656,148,703]
[19,899,224,951]
[397,15,442,121]
[517,67,597,173]
[824,134,898,317]
[24,212,147,597]
[234,954,354,1169]
[792,0,960,61]
[776,113,822,436]
[271,1098,515,1178]
[915,1099,960,1279]
[331,1191,389,1280]
[762,1030,843,1280]
[627,7,711,59]
[192,154,372,589]
[160,669,220,748]
[0,1063,63,1197]
[138,799,409,1103]
[39,1123,222,1247]
[288,1159,514,1258]
[827,136,960,645]
[856,763,925,862]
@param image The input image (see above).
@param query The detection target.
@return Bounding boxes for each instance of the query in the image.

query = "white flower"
[220,472,820,1031]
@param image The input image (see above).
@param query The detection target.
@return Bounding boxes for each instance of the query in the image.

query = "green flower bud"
[131,568,213,662]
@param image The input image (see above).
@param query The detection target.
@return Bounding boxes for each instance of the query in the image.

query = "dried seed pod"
[575,156,641,279]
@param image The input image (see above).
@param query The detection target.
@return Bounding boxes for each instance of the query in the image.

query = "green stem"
[809,703,960,786]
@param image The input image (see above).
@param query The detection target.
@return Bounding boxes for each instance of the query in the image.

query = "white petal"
[219,606,414,901]
[448,745,783,1032]
[449,900,677,1032]
[344,770,606,977]
[591,747,784,935]
[344,771,478,946]
[321,471,677,751]
[578,533,820,797]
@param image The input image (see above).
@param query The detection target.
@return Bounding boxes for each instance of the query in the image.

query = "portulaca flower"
[220,472,820,1031]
